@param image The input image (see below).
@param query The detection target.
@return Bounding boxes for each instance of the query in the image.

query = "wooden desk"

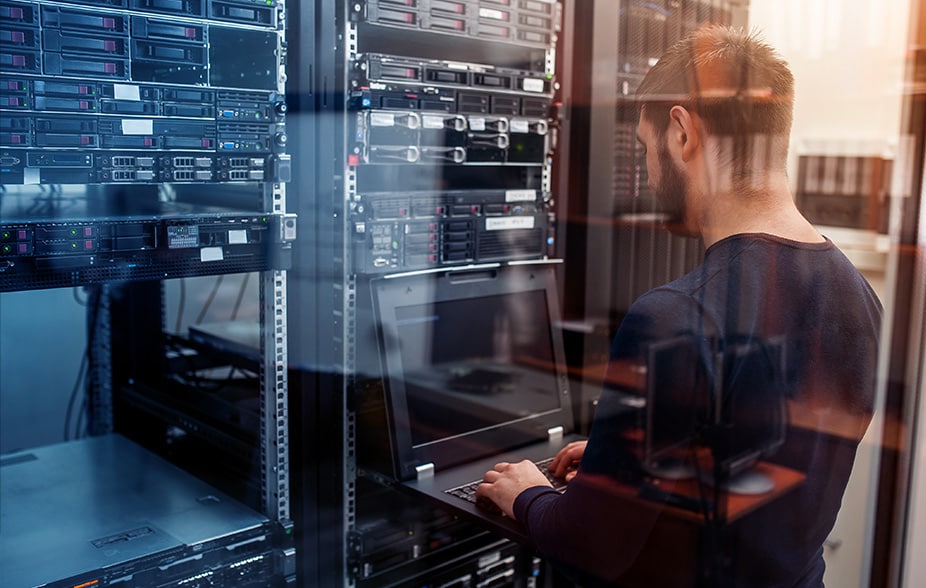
[589,461,806,588]
[640,461,805,523]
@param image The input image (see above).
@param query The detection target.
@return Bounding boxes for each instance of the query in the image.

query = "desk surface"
[640,461,806,524]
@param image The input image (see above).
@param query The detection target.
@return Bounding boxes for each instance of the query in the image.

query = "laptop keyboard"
[445,457,568,505]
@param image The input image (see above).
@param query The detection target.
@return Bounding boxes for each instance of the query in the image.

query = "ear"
[668,105,699,162]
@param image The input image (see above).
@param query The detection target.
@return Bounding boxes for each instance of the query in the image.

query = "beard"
[651,146,691,235]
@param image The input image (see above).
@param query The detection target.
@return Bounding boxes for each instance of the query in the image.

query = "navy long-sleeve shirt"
[514,234,882,587]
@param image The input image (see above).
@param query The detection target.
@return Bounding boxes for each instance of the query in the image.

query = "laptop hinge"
[547,426,564,441]
[416,463,435,480]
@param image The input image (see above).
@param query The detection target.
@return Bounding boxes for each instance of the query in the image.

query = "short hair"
[636,25,794,146]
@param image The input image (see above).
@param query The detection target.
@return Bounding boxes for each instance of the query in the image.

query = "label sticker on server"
[113,84,141,101]
[509,119,529,133]
[201,246,224,262]
[505,189,536,202]
[469,117,486,131]
[122,119,154,135]
[522,78,545,93]
[228,229,248,244]
[422,115,446,129]
[486,217,535,230]
[370,112,396,127]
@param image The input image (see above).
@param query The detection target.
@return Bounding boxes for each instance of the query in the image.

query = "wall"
[0,289,85,453]
[747,1,912,586]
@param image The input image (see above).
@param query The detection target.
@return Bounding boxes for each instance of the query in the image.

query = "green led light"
[2,232,9,239]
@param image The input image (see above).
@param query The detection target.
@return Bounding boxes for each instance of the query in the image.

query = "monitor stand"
[704,468,775,495]
[643,457,696,480]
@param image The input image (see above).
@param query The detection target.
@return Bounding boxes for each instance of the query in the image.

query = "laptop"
[368,262,584,543]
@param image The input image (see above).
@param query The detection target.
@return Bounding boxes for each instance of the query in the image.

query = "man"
[475,25,882,587]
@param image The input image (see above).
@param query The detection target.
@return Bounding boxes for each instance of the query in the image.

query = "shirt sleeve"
[507,288,711,582]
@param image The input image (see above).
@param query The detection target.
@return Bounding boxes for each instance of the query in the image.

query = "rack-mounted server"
[0,0,288,185]
[0,201,294,291]
[351,189,553,273]
[354,0,562,49]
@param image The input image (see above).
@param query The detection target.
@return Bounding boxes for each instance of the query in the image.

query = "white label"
[200,247,224,262]
[509,119,529,133]
[469,117,486,131]
[24,167,40,185]
[479,7,505,20]
[228,229,248,244]
[422,115,445,129]
[486,217,535,230]
[370,112,395,127]
[369,82,387,90]
[505,189,536,202]
[113,84,141,101]
[522,78,545,93]
[121,119,153,135]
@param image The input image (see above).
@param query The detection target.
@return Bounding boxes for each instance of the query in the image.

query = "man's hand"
[549,440,586,481]
[476,460,552,519]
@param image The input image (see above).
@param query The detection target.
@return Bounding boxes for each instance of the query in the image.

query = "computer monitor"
[372,264,574,480]
[709,336,788,494]
[642,335,711,480]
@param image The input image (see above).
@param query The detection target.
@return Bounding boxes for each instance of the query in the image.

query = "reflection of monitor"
[710,337,788,495]
[373,265,574,480]
[642,335,709,480]
[394,288,560,447]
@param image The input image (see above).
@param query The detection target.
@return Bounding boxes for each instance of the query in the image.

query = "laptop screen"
[373,265,573,480]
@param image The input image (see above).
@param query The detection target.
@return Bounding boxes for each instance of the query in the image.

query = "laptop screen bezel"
[371,264,574,481]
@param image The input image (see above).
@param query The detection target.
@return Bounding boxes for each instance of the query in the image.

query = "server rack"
[288,0,565,585]
[0,1,295,585]
[559,0,743,432]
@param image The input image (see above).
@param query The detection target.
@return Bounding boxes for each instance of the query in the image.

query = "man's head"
[635,26,795,232]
